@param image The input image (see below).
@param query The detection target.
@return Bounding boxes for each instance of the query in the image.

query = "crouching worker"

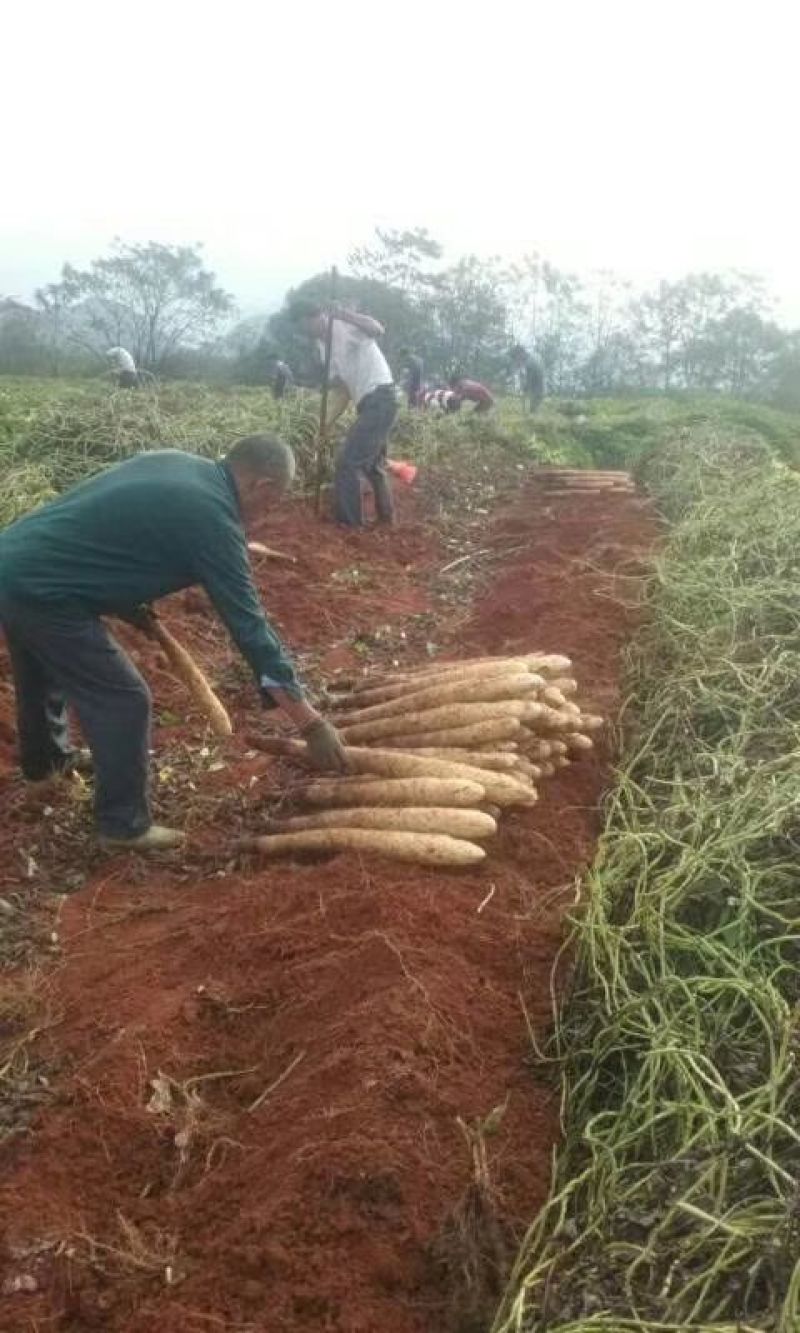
[0,436,347,851]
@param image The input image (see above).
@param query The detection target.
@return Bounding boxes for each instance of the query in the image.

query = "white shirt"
[317,320,392,407]
[106,346,136,373]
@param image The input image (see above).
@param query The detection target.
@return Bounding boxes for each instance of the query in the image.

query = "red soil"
[0,477,657,1333]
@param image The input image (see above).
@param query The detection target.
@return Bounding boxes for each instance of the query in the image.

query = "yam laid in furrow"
[565,732,594,753]
[549,676,578,696]
[345,658,533,702]
[352,653,568,693]
[379,718,522,751]
[339,700,534,745]
[331,673,541,725]
[337,749,538,807]
[254,829,486,868]
[408,749,522,771]
[263,807,497,839]
[301,777,486,808]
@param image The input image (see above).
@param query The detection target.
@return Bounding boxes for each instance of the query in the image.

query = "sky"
[3,0,799,322]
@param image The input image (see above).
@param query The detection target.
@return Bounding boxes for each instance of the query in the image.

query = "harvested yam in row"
[263,806,497,839]
[549,676,578,696]
[565,733,594,752]
[346,653,571,698]
[339,699,539,745]
[332,672,542,725]
[302,777,486,808]
[254,829,486,868]
[378,717,522,750]
[343,658,534,705]
[408,748,522,771]
[255,737,538,807]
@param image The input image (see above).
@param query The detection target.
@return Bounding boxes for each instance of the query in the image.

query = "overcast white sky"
[3,0,799,320]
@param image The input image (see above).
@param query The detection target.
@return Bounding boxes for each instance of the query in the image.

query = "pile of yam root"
[253,652,604,870]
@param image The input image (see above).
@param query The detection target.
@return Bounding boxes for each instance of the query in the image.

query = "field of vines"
[496,425,800,1332]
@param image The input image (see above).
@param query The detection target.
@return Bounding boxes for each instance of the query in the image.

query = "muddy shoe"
[99,825,185,852]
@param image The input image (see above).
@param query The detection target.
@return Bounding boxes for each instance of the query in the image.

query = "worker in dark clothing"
[510,344,545,411]
[0,437,347,851]
[449,375,495,413]
[399,349,424,408]
[268,358,294,400]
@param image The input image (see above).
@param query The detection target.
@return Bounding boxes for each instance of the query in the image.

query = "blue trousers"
[334,385,397,527]
[0,596,152,838]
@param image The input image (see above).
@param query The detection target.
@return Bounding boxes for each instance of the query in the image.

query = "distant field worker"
[290,298,397,528]
[399,349,424,408]
[421,387,461,414]
[106,346,139,389]
[449,375,494,413]
[0,437,347,851]
[267,357,294,400]
[511,344,545,411]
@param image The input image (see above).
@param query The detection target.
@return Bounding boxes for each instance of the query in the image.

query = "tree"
[348,227,443,294]
[37,240,235,369]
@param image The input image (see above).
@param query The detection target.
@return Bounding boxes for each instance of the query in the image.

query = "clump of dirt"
[0,474,658,1332]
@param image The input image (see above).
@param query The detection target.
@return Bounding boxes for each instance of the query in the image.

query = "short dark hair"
[288,296,323,322]
[225,434,296,485]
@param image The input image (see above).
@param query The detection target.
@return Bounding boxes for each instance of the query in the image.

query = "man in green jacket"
[0,435,347,851]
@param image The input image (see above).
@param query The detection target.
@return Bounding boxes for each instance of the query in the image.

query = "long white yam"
[263,807,497,838]
[254,828,486,867]
[344,659,533,705]
[332,673,540,725]
[580,714,605,732]
[340,700,531,744]
[408,749,521,771]
[565,733,594,752]
[149,622,232,737]
[549,677,578,696]
[302,777,486,807]
[379,718,522,750]
[258,738,537,806]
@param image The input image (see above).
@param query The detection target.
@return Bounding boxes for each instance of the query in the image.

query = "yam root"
[378,718,522,750]
[263,807,497,839]
[332,672,540,725]
[148,621,232,737]
[253,828,486,867]
[302,777,486,808]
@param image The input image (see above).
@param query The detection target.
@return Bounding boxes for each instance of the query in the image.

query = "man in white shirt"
[106,346,139,388]
[290,299,397,527]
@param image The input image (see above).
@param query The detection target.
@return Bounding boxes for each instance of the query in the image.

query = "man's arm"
[332,305,385,339]
[189,523,346,768]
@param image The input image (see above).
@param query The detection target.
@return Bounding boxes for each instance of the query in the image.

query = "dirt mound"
[0,477,657,1332]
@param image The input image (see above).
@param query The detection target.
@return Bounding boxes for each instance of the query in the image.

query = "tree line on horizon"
[1,230,799,409]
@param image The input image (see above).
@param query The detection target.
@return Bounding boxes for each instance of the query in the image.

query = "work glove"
[301,719,349,774]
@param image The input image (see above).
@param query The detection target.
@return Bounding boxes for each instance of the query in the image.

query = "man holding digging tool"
[0,435,347,851]
[290,296,397,528]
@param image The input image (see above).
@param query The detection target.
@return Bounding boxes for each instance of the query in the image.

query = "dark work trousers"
[334,384,397,527]
[0,597,152,838]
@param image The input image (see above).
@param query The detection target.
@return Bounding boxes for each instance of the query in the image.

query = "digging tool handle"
[315,266,338,515]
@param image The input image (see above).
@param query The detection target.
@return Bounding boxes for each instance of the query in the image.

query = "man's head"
[288,296,326,339]
[225,434,296,524]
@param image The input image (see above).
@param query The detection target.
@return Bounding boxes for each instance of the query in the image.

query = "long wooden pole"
[315,265,338,515]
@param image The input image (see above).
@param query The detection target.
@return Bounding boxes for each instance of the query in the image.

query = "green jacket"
[0,449,301,696]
